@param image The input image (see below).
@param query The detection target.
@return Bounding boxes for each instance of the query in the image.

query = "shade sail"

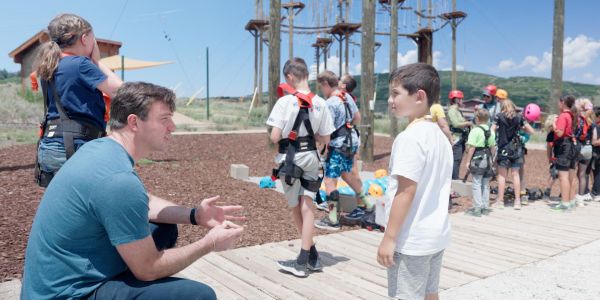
[100,55,173,71]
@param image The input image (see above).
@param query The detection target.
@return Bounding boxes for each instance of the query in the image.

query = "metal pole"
[121,55,125,81]
[206,47,210,120]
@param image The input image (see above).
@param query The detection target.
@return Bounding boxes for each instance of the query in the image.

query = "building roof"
[8,30,122,64]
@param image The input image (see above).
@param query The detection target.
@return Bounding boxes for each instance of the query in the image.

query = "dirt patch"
[0,134,553,282]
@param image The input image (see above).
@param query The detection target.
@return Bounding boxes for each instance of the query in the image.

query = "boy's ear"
[416,89,427,105]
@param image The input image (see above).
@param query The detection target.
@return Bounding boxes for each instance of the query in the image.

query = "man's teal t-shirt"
[21,138,151,299]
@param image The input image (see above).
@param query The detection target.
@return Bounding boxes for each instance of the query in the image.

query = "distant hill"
[0,69,19,85]
[346,71,600,110]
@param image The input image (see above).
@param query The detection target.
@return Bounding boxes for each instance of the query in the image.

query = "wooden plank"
[451,216,587,247]
[221,245,352,300]
[267,244,389,299]
[451,230,557,258]
[190,255,276,299]
[179,259,245,299]
[450,233,547,262]
[448,240,536,265]
[488,209,600,234]
[203,254,305,300]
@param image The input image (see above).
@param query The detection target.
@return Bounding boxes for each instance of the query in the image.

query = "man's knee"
[174,280,217,300]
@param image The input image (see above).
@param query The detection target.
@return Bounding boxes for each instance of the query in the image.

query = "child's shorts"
[279,153,321,208]
[325,147,357,178]
[387,250,444,299]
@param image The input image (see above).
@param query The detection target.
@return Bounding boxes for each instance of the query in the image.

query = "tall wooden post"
[389,0,399,138]
[417,28,433,64]
[550,0,564,113]
[451,0,457,90]
[360,0,375,162]
[258,30,264,105]
[288,6,294,60]
[269,0,281,112]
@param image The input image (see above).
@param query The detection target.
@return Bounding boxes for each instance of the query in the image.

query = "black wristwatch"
[190,208,198,225]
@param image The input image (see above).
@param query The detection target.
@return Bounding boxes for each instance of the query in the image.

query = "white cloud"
[309,55,377,79]
[563,35,600,68]
[441,64,465,71]
[397,50,418,66]
[496,34,600,73]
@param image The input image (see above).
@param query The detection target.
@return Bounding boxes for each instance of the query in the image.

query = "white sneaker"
[593,195,600,202]
[583,193,593,202]
[575,198,586,207]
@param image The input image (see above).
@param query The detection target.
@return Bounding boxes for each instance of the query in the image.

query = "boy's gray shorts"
[387,250,444,299]
[280,153,320,208]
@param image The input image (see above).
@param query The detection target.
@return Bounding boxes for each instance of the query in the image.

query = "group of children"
[267,58,451,299]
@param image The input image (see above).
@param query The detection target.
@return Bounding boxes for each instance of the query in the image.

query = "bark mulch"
[0,134,552,282]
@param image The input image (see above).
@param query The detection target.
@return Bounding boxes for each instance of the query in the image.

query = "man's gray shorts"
[387,250,444,299]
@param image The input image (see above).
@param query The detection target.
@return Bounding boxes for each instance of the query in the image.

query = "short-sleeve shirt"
[21,138,150,299]
[466,124,496,148]
[554,111,574,141]
[385,121,452,256]
[266,92,335,163]
[44,56,107,134]
[447,104,466,140]
[429,103,446,122]
[326,92,360,148]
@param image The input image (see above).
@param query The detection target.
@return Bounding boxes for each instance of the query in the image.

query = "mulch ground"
[0,134,554,282]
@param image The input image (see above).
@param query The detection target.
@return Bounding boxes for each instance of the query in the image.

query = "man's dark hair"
[109,82,176,130]
[317,70,338,88]
[388,63,440,107]
[283,57,309,80]
[341,74,357,93]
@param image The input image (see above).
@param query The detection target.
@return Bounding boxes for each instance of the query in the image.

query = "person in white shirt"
[266,57,335,277]
[377,63,452,300]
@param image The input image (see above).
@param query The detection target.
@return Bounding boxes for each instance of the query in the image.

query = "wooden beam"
[360,0,376,162]
[389,0,399,138]
[550,0,564,113]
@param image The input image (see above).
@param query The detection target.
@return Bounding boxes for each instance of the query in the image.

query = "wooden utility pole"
[269,0,281,112]
[245,1,268,107]
[427,0,432,29]
[282,2,305,61]
[550,0,564,113]
[451,0,457,90]
[389,0,399,137]
[360,0,375,162]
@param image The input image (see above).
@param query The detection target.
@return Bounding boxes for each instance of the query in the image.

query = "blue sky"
[1,0,599,98]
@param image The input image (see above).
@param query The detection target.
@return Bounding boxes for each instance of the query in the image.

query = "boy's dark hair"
[283,57,309,80]
[389,63,440,107]
[341,74,357,93]
[560,95,576,109]
[317,70,338,88]
[109,82,176,130]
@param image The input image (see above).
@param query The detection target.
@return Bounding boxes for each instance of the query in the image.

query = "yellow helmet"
[374,169,388,178]
[495,89,508,100]
[368,183,384,196]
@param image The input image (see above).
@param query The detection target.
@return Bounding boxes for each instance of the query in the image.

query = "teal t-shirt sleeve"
[92,172,150,246]
[78,57,107,91]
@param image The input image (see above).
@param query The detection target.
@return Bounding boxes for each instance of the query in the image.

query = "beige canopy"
[100,55,173,71]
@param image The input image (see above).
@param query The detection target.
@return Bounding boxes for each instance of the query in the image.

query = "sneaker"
[316,202,329,212]
[593,195,600,202]
[494,201,505,209]
[307,257,323,272]
[576,199,586,207]
[314,217,340,231]
[345,207,366,220]
[277,260,308,277]
[464,207,482,217]
[550,202,573,212]
[521,196,529,206]
[583,193,593,202]
[481,207,493,215]
[514,203,522,210]
[543,188,552,198]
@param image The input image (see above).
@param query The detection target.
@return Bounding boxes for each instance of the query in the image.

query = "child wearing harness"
[266,58,334,277]
[463,109,496,217]
[34,14,122,187]
[314,70,369,230]
[545,115,559,199]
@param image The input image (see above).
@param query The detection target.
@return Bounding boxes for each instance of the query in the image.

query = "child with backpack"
[574,98,595,206]
[464,109,496,217]
[492,100,535,210]
[267,58,335,277]
[551,95,579,212]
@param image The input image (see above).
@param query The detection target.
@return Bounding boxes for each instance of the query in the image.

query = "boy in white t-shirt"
[377,63,452,300]
[266,58,335,277]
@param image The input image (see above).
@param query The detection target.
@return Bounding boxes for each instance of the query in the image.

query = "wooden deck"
[177,200,600,299]
[2,201,599,300]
